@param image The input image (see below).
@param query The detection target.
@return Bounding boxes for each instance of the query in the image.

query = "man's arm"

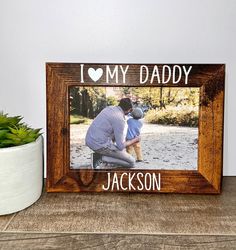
[113,113,140,150]
[125,136,140,147]
[113,119,127,150]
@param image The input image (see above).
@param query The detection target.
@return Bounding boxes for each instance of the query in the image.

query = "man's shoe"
[91,152,103,169]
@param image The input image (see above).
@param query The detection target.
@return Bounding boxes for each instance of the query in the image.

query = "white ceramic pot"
[0,136,43,215]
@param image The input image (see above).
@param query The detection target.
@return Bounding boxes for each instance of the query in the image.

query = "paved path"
[70,123,198,170]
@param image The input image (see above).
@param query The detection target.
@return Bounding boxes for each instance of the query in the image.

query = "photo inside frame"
[69,86,200,170]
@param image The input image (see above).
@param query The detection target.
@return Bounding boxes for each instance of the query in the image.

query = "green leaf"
[0,112,22,128]
[0,112,42,148]
[0,130,8,139]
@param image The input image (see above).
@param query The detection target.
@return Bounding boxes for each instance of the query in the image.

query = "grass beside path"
[70,115,92,125]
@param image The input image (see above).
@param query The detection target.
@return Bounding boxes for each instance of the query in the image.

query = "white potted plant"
[0,112,43,215]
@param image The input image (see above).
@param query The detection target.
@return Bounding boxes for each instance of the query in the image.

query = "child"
[126,107,143,162]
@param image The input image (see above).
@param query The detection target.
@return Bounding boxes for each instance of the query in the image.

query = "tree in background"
[70,86,199,126]
[106,96,118,106]
[70,87,106,118]
[123,87,199,109]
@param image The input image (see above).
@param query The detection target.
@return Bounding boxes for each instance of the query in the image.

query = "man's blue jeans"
[95,144,135,168]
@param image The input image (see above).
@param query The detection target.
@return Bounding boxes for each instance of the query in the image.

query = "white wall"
[0,0,235,175]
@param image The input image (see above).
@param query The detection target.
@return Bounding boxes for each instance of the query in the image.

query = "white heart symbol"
[88,68,103,82]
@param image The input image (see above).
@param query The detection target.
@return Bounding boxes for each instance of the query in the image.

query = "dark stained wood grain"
[47,170,218,193]
[46,63,225,193]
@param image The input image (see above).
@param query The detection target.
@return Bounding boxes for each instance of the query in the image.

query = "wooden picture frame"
[46,63,225,193]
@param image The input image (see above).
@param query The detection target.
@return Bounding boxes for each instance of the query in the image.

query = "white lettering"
[153,173,161,191]
[106,65,118,83]
[162,65,171,84]
[80,64,84,83]
[119,65,129,83]
[102,172,161,191]
[144,173,152,191]
[150,65,161,84]
[137,172,144,191]
[120,173,128,190]
[102,172,111,191]
[172,65,182,84]
[140,65,149,84]
[128,173,136,190]
[183,66,192,84]
[111,173,120,191]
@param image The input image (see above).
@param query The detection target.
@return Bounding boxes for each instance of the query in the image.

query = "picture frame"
[46,63,225,193]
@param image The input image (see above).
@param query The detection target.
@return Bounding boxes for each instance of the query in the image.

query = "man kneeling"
[85,98,139,169]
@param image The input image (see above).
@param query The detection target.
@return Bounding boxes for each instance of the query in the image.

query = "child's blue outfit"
[126,118,143,140]
[126,117,143,161]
